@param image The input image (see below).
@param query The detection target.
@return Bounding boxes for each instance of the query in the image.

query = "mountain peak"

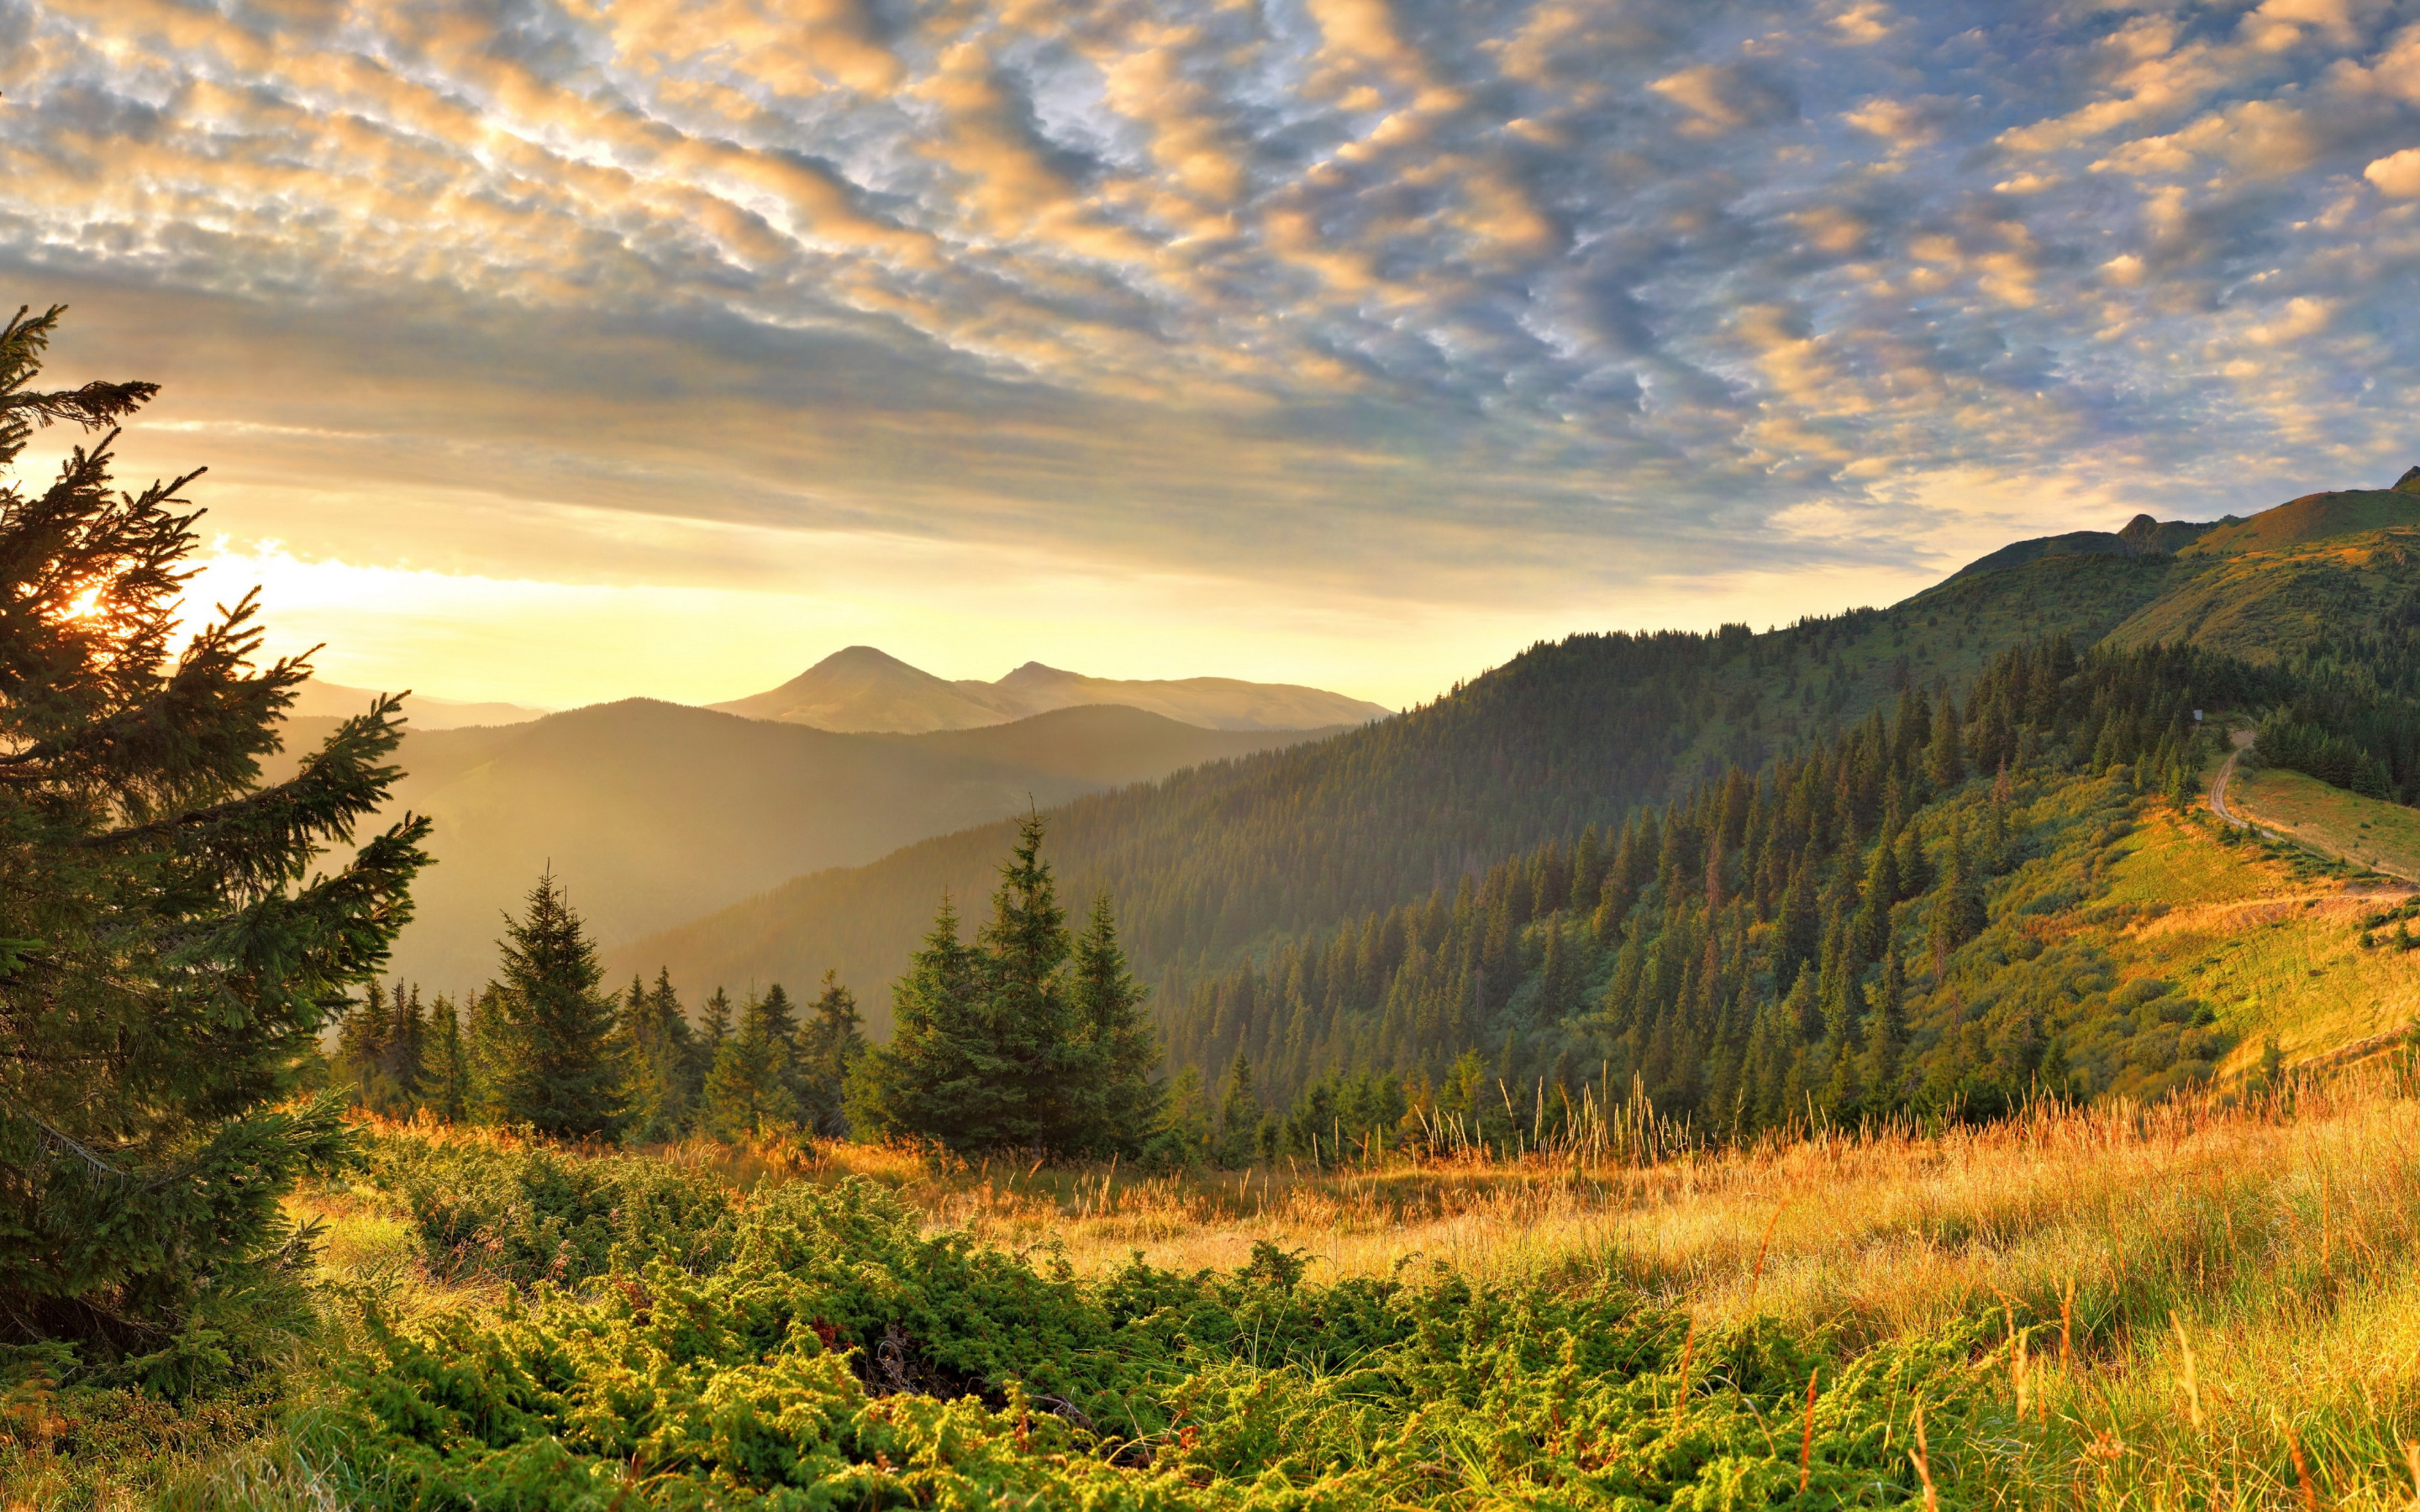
[813,644,918,669]
[2396,465,2420,495]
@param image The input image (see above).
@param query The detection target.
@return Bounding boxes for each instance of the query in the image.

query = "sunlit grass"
[23,1064,2420,1508]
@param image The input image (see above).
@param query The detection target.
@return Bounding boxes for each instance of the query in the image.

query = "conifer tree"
[794,970,865,1137]
[977,816,1081,1147]
[845,895,991,1144]
[418,995,470,1123]
[379,982,426,1116]
[850,817,1164,1154]
[701,987,801,1138]
[332,980,392,1107]
[617,968,694,1143]
[1213,1053,1260,1167]
[462,984,512,1123]
[0,305,431,1383]
[1860,952,1907,1113]
[1067,893,1164,1155]
[698,987,734,1053]
[1925,694,1967,789]
[491,874,622,1137]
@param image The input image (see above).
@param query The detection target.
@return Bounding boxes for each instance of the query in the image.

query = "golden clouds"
[2368,147,2420,197]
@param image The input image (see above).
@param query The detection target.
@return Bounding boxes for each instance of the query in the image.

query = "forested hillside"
[612,551,2186,1023]
[623,475,2420,1044]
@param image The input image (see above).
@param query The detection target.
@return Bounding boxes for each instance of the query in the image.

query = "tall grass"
[16,1064,2420,1507]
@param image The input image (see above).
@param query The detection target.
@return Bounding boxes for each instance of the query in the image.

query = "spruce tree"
[850,817,1164,1154]
[0,304,431,1384]
[617,967,694,1143]
[418,995,470,1123]
[1859,952,1907,1114]
[1213,1053,1260,1167]
[846,895,1002,1147]
[491,873,622,1137]
[701,987,800,1138]
[794,970,865,1137]
[332,979,392,1107]
[977,815,1081,1147]
[1067,893,1164,1155]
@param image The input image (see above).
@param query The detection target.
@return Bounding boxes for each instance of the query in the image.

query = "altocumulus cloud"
[3,0,2420,701]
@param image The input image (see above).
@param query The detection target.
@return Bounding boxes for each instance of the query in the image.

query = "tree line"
[329,815,1165,1160]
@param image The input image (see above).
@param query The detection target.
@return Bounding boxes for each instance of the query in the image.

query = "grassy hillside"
[2178,487,2420,557]
[2226,763,2420,883]
[2105,524,2420,661]
[621,473,2420,1034]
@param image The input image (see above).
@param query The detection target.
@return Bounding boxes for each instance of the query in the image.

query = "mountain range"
[604,469,2420,1037]
[707,645,1394,732]
[289,678,545,731]
[306,657,1376,990]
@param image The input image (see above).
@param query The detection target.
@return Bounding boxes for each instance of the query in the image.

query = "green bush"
[308,1176,1996,1508]
[365,1136,740,1287]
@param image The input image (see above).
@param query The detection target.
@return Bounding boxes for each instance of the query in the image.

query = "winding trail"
[2208,726,2420,886]
[2207,727,2259,832]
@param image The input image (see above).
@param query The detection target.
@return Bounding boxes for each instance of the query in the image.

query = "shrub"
[309,1177,1997,1509]
[366,1135,740,1287]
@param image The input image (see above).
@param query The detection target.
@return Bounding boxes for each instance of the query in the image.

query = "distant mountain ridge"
[617,466,2420,1032]
[708,646,1393,733]
[291,678,544,731]
[360,700,1344,991]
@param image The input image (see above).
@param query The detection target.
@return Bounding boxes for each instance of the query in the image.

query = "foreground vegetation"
[14,1058,2420,1508]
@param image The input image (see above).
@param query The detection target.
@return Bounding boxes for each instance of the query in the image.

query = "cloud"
[2368,146,2420,197]
[2,0,2417,707]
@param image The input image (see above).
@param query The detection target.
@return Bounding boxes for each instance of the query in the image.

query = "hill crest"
[710,647,1392,733]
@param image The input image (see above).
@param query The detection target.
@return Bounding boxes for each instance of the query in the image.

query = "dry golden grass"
[729,1065,2420,1506]
[31,1066,2420,1508]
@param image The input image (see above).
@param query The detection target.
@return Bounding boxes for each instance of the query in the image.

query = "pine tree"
[1925,694,1966,790]
[1213,1053,1260,1167]
[0,305,431,1385]
[418,995,470,1123]
[976,815,1081,1148]
[1859,952,1907,1114]
[618,967,694,1144]
[794,969,865,1137]
[332,979,392,1107]
[378,982,426,1116]
[463,984,512,1123]
[844,895,992,1145]
[850,817,1161,1154]
[1066,893,1165,1156]
[698,986,733,1052]
[701,985,802,1138]
[491,874,622,1137]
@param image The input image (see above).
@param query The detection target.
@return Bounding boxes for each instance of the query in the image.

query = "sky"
[5,0,2420,711]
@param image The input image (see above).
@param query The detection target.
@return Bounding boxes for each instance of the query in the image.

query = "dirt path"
[2209,727,2419,886]
[2208,727,2259,832]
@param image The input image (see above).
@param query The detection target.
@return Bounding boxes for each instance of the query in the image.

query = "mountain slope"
[371,701,1337,990]
[609,551,2181,1022]
[709,646,1392,733]
[616,470,2420,1026]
